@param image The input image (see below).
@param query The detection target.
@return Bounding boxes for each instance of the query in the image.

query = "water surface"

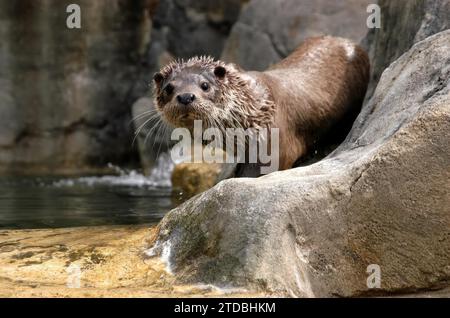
[0,160,177,229]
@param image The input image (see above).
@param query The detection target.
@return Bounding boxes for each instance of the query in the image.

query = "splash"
[52,152,174,188]
[146,238,174,274]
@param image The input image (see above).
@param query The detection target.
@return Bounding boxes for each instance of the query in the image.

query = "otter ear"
[213,66,226,79]
[153,72,164,86]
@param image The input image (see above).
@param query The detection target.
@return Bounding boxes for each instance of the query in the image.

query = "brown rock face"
[149,28,450,296]
[171,163,222,198]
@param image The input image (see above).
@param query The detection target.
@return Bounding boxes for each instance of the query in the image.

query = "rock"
[363,0,450,100]
[221,0,374,71]
[150,30,450,297]
[0,0,159,174]
[132,97,174,174]
[171,163,222,198]
[170,146,234,198]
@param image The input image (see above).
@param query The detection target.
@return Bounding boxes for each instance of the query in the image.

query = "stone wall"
[0,0,155,174]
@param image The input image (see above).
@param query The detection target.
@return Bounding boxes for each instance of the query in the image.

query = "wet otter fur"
[153,36,370,175]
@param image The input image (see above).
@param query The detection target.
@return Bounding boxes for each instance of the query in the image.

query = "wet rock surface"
[0,225,263,297]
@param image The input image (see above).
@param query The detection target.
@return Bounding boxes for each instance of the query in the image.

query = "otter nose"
[177,93,195,105]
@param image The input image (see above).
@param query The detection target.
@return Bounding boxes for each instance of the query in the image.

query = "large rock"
[221,0,374,71]
[363,0,450,100]
[149,30,450,297]
[0,0,159,174]
[171,163,222,198]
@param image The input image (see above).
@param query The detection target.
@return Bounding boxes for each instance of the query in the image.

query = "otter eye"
[164,84,174,95]
[200,82,210,91]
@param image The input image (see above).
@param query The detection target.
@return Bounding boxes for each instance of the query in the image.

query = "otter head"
[153,57,233,130]
[153,56,275,132]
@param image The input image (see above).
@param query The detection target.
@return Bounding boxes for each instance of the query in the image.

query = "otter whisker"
[144,118,163,146]
[133,112,160,136]
[132,115,160,146]
[129,109,159,125]
[151,119,165,149]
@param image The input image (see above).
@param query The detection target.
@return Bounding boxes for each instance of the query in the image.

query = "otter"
[153,36,370,176]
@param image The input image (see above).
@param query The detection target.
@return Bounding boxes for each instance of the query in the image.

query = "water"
[0,156,178,229]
